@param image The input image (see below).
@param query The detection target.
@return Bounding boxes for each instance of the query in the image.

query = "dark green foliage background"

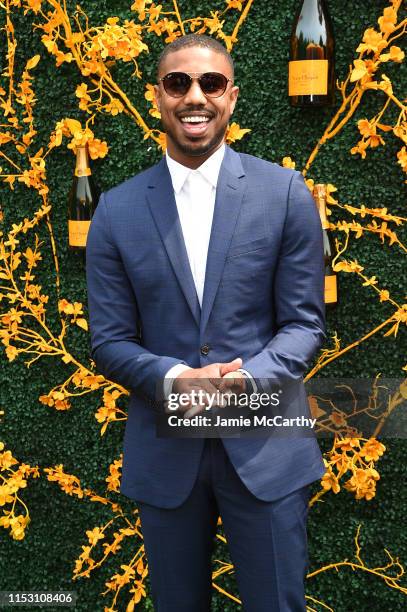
[0,1,405,610]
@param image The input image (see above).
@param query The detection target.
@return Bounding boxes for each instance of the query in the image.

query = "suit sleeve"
[243,171,326,385]
[86,192,186,399]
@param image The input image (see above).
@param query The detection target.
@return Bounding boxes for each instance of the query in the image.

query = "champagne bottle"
[313,184,337,308]
[68,145,100,252]
[289,0,335,107]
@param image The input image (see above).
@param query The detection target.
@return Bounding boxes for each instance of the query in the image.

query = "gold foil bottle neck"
[75,145,91,177]
[313,183,329,229]
[313,183,326,199]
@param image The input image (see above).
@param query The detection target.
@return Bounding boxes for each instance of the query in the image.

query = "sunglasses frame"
[159,71,233,98]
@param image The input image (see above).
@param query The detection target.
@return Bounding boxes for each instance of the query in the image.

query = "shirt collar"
[166,143,226,194]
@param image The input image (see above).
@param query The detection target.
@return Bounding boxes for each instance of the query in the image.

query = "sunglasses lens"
[162,72,229,98]
[163,73,191,97]
[200,73,228,97]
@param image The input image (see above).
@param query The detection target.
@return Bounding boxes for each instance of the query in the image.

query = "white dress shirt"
[166,143,225,306]
[162,144,254,395]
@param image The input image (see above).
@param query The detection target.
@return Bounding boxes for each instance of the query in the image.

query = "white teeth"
[180,116,210,123]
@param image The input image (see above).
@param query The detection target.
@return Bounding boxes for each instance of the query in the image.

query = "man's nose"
[183,79,207,105]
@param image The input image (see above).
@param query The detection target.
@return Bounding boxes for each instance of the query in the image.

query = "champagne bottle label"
[288,59,328,96]
[68,220,91,247]
[325,275,337,304]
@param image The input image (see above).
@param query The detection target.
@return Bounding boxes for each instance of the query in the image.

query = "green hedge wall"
[0,1,405,611]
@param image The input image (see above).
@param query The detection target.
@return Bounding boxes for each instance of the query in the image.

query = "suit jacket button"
[200,344,210,356]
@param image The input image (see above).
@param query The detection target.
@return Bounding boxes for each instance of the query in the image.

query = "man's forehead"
[158,46,232,76]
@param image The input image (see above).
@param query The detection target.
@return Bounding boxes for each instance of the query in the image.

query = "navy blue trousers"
[138,438,310,611]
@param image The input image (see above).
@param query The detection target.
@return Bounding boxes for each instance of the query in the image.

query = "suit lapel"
[146,157,201,327]
[200,146,247,334]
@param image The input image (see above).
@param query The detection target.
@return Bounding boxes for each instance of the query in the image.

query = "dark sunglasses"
[159,72,232,98]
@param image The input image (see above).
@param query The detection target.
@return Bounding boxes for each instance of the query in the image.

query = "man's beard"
[164,120,227,158]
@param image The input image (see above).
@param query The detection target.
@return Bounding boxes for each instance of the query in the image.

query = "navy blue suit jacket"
[86,145,326,508]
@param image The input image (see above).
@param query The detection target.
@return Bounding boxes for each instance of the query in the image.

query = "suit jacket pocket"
[223,242,272,282]
[227,236,269,259]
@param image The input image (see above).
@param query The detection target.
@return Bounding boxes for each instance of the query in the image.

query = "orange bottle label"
[69,220,90,247]
[325,274,337,304]
[289,59,328,96]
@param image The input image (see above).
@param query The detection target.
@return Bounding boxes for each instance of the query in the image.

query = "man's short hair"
[156,34,234,79]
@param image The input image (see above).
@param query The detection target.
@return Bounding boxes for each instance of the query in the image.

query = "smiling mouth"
[178,115,213,136]
[180,115,211,124]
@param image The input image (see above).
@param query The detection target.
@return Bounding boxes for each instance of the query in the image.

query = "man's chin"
[164,124,226,160]
[181,144,214,157]
[177,137,224,158]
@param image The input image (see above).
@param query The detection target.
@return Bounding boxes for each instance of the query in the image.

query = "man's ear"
[154,84,161,112]
[229,85,239,115]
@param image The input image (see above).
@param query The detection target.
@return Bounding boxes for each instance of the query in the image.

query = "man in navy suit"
[86,34,326,612]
